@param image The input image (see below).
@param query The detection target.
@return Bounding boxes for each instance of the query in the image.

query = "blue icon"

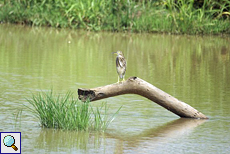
[3,135,18,151]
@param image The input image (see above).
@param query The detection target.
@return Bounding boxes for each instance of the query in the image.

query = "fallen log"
[78,77,208,119]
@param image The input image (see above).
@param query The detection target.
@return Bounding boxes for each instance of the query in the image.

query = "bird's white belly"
[116,67,126,79]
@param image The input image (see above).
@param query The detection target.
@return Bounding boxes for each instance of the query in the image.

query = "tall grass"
[163,0,230,34]
[0,0,229,34]
[25,90,122,131]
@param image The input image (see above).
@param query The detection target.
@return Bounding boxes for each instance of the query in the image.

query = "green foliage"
[164,0,230,34]
[25,90,122,131]
[0,0,229,34]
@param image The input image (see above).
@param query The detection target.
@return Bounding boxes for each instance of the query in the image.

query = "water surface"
[0,24,230,153]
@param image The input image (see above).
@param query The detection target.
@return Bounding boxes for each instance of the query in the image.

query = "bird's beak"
[112,52,117,55]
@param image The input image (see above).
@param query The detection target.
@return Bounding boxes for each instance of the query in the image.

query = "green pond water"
[0,24,230,154]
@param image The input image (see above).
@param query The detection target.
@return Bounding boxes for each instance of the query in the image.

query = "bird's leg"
[121,75,125,82]
[117,76,120,83]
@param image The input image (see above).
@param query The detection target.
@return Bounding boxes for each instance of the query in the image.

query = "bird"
[113,51,127,83]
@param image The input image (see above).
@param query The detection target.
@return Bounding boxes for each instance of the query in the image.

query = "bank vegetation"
[0,0,229,34]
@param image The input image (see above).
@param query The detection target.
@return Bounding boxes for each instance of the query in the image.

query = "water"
[0,24,230,153]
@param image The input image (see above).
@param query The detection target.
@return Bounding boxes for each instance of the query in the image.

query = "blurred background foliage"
[0,0,229,34]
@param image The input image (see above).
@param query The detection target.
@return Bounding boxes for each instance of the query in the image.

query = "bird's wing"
[118,57,126,68]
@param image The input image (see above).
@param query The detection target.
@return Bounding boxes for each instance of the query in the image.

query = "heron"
[113,51,127,83]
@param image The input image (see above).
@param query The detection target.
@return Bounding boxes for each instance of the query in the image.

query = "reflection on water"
[0,24,230,153]
[34,129,103,153]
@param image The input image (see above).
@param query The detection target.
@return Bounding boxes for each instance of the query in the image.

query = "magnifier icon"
[3,135,18,151]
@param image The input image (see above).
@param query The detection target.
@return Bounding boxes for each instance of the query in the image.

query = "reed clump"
[26,91,121,131]
[0,0,229,34]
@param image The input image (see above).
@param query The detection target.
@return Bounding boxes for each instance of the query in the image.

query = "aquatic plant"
[0,0,229,34]
[25,90,122,131]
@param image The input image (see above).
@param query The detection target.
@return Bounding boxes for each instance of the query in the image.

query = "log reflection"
[107,118,207,150]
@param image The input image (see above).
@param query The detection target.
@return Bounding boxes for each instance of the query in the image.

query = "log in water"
[78,77,208,119]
